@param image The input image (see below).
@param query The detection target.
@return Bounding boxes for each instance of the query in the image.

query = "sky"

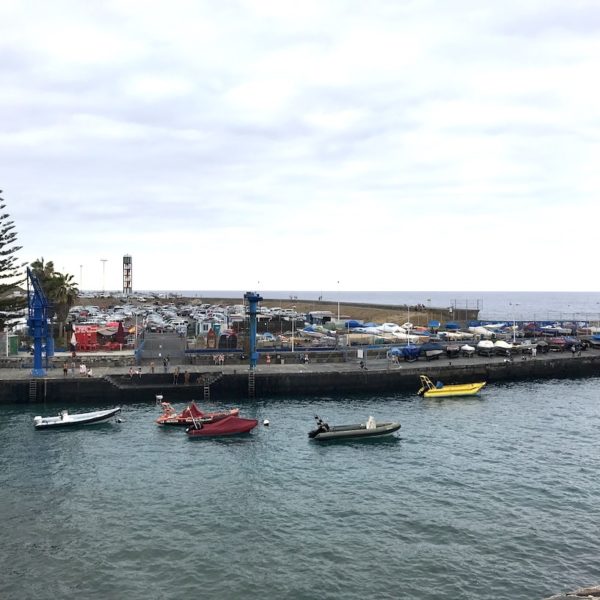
[1,0,599,293]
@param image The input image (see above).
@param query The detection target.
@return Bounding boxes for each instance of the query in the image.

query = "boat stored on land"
[34,407,121,429]
[308,415,401,441]
[186,414,258,437]
[417,375,486,398]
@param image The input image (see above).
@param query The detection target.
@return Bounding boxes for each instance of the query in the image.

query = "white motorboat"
[34,407,122,430]
[476,340,495,356]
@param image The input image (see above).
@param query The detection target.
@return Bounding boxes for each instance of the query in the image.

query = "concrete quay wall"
[2,352,599,405]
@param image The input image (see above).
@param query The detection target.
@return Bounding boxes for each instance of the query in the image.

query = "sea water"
[2,377,600,599]
[173,290,600,322]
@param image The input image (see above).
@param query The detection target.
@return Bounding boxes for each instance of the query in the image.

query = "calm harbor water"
[2,378,600,599]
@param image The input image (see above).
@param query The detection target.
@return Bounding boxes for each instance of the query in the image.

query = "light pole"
[100,259,107,295]
[291,306,295,353]
[510,302,519,343]
[337,281,340,322]
[80,264,83,289]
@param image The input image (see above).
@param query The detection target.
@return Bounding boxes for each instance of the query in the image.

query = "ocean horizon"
[81,289,600,322]
[123,290,600,322]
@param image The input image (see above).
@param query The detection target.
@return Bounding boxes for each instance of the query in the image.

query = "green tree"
[0,191,26,328]
[30,258,79,341]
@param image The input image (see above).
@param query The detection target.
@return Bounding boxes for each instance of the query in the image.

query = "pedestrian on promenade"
[163,357,168,373]
[71,361,76,376]
[184,370,190,385]
[150,361,155,374]
[173,366,180,384]
[266,354,271,366]
[571,345,577,357]
[63,361,68,377]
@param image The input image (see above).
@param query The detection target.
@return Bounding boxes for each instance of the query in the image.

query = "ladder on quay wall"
[202,372,224,401]
[248,369,255,399]
[29,379,38,402]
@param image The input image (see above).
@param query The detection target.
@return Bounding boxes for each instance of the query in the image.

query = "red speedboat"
[156,400,239,426]
[186,415,258,438]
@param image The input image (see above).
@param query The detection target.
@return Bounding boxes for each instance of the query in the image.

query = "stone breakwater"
[545,584,600,599]
[2,349,599,405]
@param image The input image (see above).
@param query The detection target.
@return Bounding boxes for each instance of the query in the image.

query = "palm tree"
[29,258,79,342]
[50,272,79,340]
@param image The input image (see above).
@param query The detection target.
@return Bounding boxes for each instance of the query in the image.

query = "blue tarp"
[445,322,460,330]
[427,320,441,328]
[401,346,421,359]
[345,320,363,328]
[419,342,443,352]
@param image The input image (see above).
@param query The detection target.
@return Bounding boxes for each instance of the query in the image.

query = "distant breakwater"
[3,352,599,405]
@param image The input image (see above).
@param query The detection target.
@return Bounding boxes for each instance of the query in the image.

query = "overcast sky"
[1,0,599,292]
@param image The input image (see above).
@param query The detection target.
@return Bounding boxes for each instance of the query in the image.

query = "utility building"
[123,254,132,295]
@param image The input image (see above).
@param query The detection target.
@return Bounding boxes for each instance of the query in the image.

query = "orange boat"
[156,399,239,426]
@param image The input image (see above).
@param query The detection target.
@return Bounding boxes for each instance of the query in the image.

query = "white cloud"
[1,0,599,292]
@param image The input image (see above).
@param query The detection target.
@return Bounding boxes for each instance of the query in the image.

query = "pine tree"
[0,190,26,328]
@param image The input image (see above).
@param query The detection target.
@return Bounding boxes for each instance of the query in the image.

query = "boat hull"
[418,374,486,398]
[34,407,121,429]
[422,383,486,398]
[309,422,401,441]
[186,415,258,437]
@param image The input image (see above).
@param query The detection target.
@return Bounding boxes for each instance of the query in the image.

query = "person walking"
[150,361,155,374]
[63,361,68,377]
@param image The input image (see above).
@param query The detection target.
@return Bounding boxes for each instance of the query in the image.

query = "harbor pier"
[2,347,599,405]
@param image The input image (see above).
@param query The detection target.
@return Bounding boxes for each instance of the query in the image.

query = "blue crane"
[244,291,263,369]
[27,267,54,376]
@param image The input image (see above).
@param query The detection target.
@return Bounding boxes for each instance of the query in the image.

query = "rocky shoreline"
[545,584,600,599]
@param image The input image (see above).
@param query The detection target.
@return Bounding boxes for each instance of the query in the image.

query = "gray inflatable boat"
[308,415,401,441]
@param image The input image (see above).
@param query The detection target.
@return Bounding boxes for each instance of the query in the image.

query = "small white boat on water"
[34,407,122,430]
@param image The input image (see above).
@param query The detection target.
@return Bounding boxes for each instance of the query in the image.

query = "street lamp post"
[291,306,296,353]
[510,302,519,343]
[100,259,107,295]
[337,281,340,322]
